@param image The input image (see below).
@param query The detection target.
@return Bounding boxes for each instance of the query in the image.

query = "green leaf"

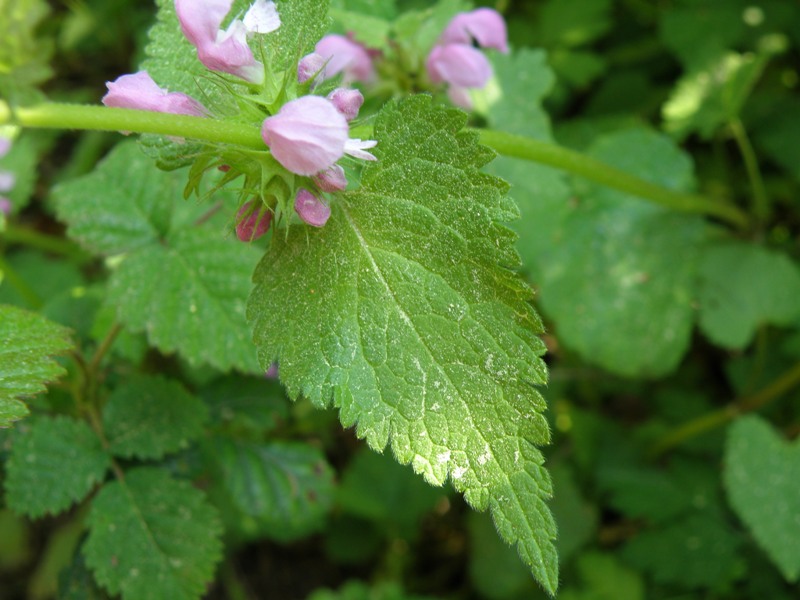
[0,133,43,214]
[536,128,707,377]
[103,375,208,460]
[54,142,262,373]
[308,581,440,600]
[724,415,800,582]
[53,141,189,255]
[0,249,84,309]
[533,0,613,48]
[0,0,53,101]
[337,450,446,533]
[662,51,767,141]
[0,305,73,427]
[200,375,289,436]
[84,467,223,600]
[698,242,800,349]
[268,0,331,71]
[5,416,110,517]
[560,552,644,600]
[248,96,557,593]
[58,551,110,600]
[207,438,335,542]
[621,512,742,588]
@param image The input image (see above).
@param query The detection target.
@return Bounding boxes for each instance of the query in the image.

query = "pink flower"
[174,0,280,84]
[295,188,331,227]
[0,137,14,214]
[439,8,509,53]
[297,52,326,84]
[314,34,375,83]
[261,96,349,176]
[344,138,377,162]
[426,8,509,109]
[102,71,208,116]
[0,171,14,193]
[235,200,272,241]
[426,44,492,89]
[0,197,11,215]
[327,88,364,122]
[313,165,347,192]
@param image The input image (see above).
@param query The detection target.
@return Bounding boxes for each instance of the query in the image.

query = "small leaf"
[248,96,557,593]
[0,305,74,427]
[104,375,208,460]
[207,438,335,542]
[698,243,800,349]
[84,467,223,600]
[724,415,800,582]
[5,416,110,518]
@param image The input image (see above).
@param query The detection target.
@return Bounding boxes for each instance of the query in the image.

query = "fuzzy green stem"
[730,118,770,224]
[650,360,800,457]
[477,129,750,229]
[3,102,265,150]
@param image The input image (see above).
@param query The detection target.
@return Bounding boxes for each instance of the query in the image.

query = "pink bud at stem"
[295,188,331,227]
[327,88,364,122]
[235,200,273,241]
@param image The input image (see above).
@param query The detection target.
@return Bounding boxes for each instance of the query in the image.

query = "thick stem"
[730,118,770,224]
[477,129,750,229]
[3,102,264,150]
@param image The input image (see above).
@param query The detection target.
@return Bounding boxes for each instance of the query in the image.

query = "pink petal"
[0,197,10,215]
[298,52,326,84]
[344,138,377,161]
[313,164,348,192]
[264,363,279,378]
[261,96,348,176]
[102,71,208,116]
[447,86,473,109]
[235,200,273,241]
[175,0,232,49]
[242,0,281,34]
[0,171,14,193]
[295,188,331,227]
[440,8,509,53]
[426,44,492,89]
[315,34,375,83]
[327,88,364,121]
[0,138,11,158]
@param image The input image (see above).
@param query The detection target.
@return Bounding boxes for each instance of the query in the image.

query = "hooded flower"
[313,34,375,84]
[313,164,348,192]
[295,188,331,227]
[426,7,509,109]
[174,0,280,84]
[102,71,208,116]
[327,88,364,122]
[261,96,349,176]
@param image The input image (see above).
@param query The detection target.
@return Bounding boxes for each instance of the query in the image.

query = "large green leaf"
[84,467,223,600]
[5,416,110,517]
[537,128,707,378]
[724,415,800,582]
[207,438,335,542]
[103,375,208,460]
[697,243,800,349]
[54,142,262,373]
[247,96,557,593]
[0,304,73,427]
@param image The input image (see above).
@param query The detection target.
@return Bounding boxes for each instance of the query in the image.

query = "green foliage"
[308,580,439,600]
[103,375,208,460]
[698,243,800,349]
[0,305,73,427]
[53,141,262,373]
[725,416,800,582]
[560,553,644,600]
[84,467,223,600]
[5,416,110,517]
[248,95,557,592]
[0,0,53,102]
[206,438,335,541]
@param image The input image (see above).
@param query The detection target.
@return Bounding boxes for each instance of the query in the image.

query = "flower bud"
[235,200,272,241]
[295,188,331,227]
[327,88,364,122]
[440,8,509,53]
[297,52,326,84]
[313,165,348,192]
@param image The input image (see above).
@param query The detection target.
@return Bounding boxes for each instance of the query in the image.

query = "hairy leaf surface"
[0,305,73,427]
[84,467,223,600]
[248,96,557,593]
[5,417,110,517]
[104,375,208,460]
[724,416,800,582]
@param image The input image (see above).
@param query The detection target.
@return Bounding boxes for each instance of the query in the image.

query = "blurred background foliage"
[1,0,800,598]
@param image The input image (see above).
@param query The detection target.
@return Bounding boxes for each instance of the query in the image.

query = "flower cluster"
[426,8,509,109]
[0,136,15,216]
[101,0,377,236]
